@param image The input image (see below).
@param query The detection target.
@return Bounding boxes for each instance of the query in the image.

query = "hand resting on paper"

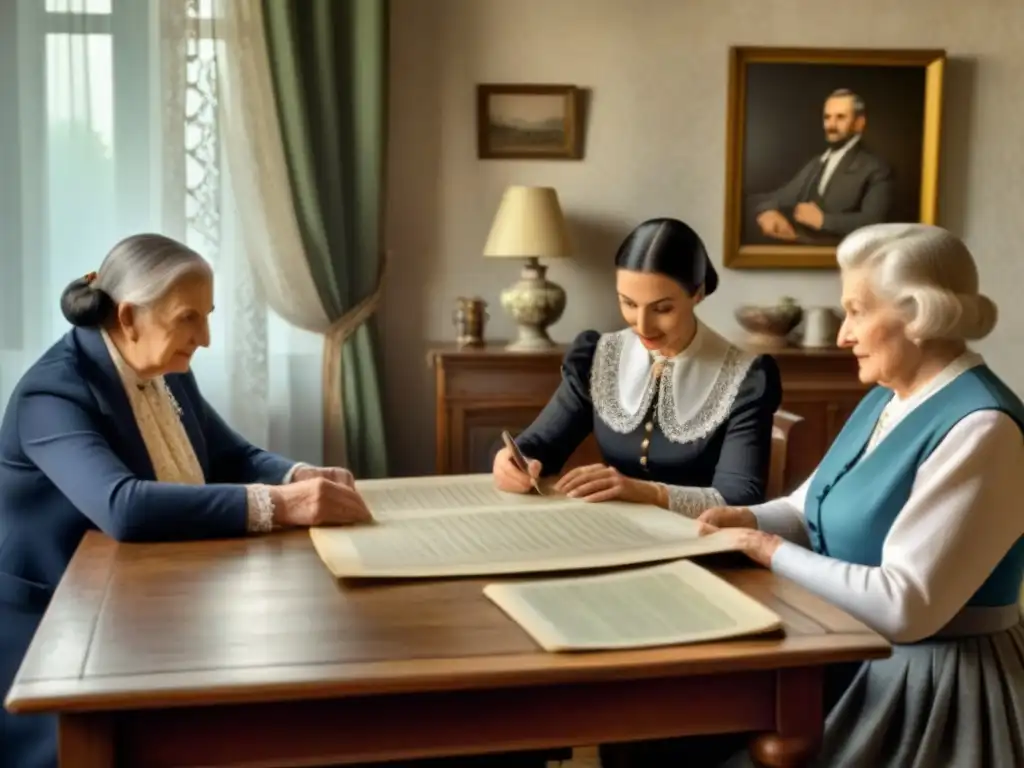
[554,463,663,506]
[269,477,373,527]
[290,465,356,488]
[493,446,543,494]
[697,505,757,530]
[696,507,781,569]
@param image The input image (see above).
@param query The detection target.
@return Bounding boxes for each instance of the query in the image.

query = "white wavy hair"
[836,223,997,342]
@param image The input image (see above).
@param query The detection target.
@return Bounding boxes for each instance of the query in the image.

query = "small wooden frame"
[476,83,583,160]
[722,46,946,269]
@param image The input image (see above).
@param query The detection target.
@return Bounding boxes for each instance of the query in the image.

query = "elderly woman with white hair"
[689,222,1023,768]
[0,234,376,768]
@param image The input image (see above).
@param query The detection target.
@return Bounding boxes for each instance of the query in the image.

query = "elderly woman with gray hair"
[0,234,374,768]
[710,222,1020,768]
[602,223,1024,768]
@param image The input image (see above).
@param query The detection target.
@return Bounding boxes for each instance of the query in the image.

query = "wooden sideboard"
[428,341,869,493]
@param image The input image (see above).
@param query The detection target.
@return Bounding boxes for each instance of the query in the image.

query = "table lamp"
[483,185,572,351]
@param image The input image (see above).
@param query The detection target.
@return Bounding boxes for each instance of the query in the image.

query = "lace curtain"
[0,0,323,463]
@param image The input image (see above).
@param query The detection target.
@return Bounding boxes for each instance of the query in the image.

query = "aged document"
[483,560,783,651]
[309,474,741,578]
[354,474,564,521]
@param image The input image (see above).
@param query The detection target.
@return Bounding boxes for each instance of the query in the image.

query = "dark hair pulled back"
[614,217,718,297]
[60,275,116,327]
[58,233,206,328]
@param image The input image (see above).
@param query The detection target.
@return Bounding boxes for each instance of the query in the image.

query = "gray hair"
[836,223,998,342]
[60,233,212,327]
[95,233,211,305]
[827,88,866,117]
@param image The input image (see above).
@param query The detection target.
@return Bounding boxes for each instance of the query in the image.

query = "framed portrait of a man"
[722,47,946,269]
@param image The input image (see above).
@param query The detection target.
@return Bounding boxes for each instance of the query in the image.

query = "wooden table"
[5,531,889,767]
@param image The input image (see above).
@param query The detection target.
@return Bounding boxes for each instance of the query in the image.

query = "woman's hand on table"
[271,477,372,527]
[291,465,355,488]
[553,464,663,505]
[697,505,757,530]
[696,515,782,569]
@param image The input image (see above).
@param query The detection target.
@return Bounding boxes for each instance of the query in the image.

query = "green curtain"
[262,0,389,477]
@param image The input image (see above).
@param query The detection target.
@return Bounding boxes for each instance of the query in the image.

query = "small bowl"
[734,299,803,348]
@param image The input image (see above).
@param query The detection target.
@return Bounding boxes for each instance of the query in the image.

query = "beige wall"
[382,0,1024,477]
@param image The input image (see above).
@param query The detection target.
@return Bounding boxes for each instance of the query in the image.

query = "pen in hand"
[500,430,543,495]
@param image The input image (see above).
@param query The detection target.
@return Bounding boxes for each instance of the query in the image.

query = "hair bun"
[956,292,998,341]
[60,276,115,327]
[703,261,719,297]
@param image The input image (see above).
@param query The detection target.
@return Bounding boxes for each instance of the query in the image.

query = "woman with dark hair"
[493,217,783,517]
[0,234,373,768]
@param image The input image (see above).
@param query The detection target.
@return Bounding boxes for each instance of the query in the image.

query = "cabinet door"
[453,405,601,475]
[459,405,543,475]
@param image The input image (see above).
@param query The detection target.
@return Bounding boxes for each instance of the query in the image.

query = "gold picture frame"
[476,84,583,160]
[722,46,946,269]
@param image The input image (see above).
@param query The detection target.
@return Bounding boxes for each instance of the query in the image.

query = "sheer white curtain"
[0,0,323,462]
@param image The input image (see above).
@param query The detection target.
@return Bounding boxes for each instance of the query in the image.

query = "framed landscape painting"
[722,46,946,269]
[476,84,583,160]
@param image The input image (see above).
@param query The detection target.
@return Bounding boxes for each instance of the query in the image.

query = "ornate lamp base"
[499,257,566,351]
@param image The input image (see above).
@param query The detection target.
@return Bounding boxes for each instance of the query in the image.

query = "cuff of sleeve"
[245,484,276,533]
[283,462,309,484]
[769,540,817,578]
[752,500,810,544]
[660,485,725,519]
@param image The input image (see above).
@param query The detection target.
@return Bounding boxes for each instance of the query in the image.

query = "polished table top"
[6,530,890,715]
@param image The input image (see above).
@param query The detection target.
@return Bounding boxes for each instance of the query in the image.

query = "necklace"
[868,404,894,449]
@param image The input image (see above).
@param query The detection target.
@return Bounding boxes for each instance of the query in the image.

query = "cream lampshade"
[483,186,572,351]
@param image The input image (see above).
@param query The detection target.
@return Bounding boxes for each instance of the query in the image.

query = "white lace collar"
[590,321,756,444]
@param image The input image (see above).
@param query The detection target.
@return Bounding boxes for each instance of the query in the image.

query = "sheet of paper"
[310,476,741,578]
[354,474,560,521]
[483,560,782,652]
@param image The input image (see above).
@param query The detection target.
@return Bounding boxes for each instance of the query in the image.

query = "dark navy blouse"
[515,324,782,516]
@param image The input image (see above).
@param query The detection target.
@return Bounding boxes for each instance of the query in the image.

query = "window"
[4,0,315,456]
[29,0,224,329]
[45,32,116,289]
[45,0,112,14]
[0,0,229,361]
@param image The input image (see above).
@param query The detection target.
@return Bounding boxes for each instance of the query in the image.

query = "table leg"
[60,713,115,768]
[748,666,823,768]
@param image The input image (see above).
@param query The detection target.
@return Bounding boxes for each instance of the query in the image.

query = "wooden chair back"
[768,409,803,500]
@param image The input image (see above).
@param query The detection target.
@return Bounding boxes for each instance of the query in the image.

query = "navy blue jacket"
[0,327,295,767]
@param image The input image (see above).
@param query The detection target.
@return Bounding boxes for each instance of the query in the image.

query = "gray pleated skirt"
[723,617,1024,768]
[601,614,1024,768]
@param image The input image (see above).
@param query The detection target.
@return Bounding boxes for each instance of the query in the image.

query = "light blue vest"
[806,365,1024,607]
